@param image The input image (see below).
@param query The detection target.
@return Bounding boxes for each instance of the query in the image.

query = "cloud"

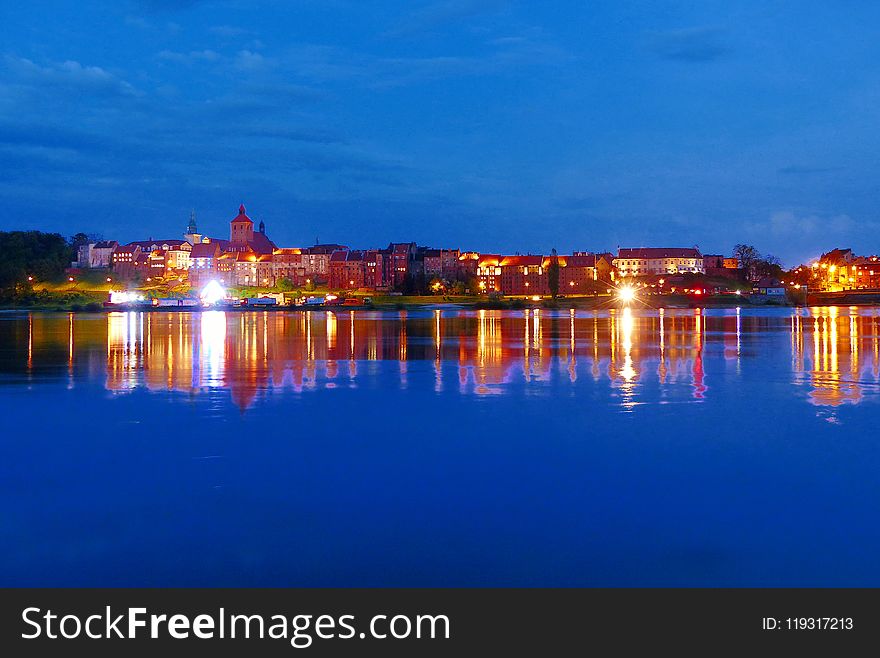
[243,126,343,145]
[209,25,252,38]
[124,15,151,29]
[239,81,325,103]
[276,35,569,89]
[134,0,207,12]
[234,49,271,71]
[777,164,846,175]
[2,55,141,98]
[647,27,730,62]
[158,49,222,63]
[741,210,879,265]
[0,123,112,152]
[387,0,510,37]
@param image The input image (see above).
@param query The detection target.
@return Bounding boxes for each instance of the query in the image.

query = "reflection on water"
[3,306,880,411]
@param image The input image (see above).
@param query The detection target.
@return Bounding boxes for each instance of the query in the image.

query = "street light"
[617,285,636,304]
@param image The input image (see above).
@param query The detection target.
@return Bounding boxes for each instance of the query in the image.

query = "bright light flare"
[109,291,145,304]
[617,286,636,304]
[200,280,227,306]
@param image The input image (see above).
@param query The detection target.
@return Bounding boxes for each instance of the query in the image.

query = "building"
[556,254,602,293]
[474,252,612,295]
[570,252,615,283]
[499,255,547,295]
[614,247,704,277]
[703,254,740,278]
[118,239,192,276]
[328,249,385,290]
[111,244,142,280]
[850,256,880,289]
[387,242,417,288]
[227,204,277,255]
[754,277,786,296]
[300,244,347,284]
[423,248,462,280]
[232,251,275,287]
[77,240,118,269]
[188,241,221,287]
[476,254,502,292]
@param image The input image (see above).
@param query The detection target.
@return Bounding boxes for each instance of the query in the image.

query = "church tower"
[184,209,202,245]
[230,203,254,245]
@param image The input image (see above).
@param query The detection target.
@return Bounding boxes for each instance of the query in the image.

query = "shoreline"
[2,297,874,313]
[5,289,880,313]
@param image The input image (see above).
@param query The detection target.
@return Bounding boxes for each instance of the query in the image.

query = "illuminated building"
[614,247,704,277]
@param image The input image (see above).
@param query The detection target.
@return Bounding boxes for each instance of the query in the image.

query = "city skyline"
[4,2,880,266]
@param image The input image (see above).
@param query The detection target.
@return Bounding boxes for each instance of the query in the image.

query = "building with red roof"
[614,247,703,277]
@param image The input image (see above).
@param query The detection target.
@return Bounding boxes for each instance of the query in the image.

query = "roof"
[191,243,219,258]
[329,249,381,263]
[203,237,230,250]
[93,240,118,249]
[755,277,784,288]
[306,244,348,254]
[231,203,253,224]
[423,248,460,258]
[113,244,141,254]
[820,248,853,263]
[617,247,702,259]
[127,239,188,250]
[499,255,544,267]
[557,254,599,268]
[247,231,276,255]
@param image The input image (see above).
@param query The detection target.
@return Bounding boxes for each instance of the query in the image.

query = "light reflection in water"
[6,307,880,412]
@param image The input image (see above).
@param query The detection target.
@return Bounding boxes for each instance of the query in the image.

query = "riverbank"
[0,292,799,312]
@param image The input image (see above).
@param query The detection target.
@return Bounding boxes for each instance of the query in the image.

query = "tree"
[70,233,90,250]
[428,277,445,294]
[0,231,72,291]
[276,278,295,292]
[547,248,560,298]
[733,244,761,281]
[755,254,783,280]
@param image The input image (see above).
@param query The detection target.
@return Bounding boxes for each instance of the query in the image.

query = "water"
[1,306,879,586]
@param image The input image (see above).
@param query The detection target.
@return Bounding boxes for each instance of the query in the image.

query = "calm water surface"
[1,306,879,586]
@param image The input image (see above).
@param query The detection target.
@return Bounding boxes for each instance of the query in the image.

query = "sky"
[2,0,880,266]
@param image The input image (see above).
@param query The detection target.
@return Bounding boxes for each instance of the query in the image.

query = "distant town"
[4,203,880,309]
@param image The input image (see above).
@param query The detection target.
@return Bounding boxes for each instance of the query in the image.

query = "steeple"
[184,209,202,245]
[230,202,254,245]
[259,219,265,234]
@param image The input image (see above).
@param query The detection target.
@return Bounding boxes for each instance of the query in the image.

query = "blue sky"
[2,0,880,265]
